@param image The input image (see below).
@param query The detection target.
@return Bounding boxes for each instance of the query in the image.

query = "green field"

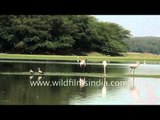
[0,52,160,63]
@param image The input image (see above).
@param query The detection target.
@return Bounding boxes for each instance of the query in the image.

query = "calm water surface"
[0,61,160,105]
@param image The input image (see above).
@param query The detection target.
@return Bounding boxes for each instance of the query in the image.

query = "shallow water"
[0,61,160,105]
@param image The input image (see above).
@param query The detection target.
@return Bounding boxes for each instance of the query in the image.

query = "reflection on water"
[37,76,43,81]
[29,76,34,80]
[0,62,128,74]
[129,76,140,101]
[128,76,160,105]
[78,77,87,98]
[0,75,160,105]
[0,62,160,105]
[102,77,107,98]
[1,61,160,75]
[79,77,86,91]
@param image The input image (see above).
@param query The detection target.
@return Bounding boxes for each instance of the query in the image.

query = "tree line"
[0,15,131,55]
[124,37,160,54]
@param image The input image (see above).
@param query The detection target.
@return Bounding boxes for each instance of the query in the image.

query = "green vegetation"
[125,37,160,54]
[0,15,130,56]
[0,52,160,63]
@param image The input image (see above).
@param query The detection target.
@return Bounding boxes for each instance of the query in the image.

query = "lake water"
[0,60,160,105]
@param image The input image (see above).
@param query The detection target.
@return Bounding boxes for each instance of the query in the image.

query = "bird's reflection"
[2,90,6,94]
[38,75,43,81]
[29,75,44,81]
[130,76,140,101]
[79,77,86,91]
[29,75,34,80]
[102,77,107,98]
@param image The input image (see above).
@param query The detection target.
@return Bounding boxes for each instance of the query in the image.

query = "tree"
[0,15,131,55]
[125,37,160,54]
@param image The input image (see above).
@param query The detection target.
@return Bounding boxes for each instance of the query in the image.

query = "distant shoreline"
[0,52,160,63]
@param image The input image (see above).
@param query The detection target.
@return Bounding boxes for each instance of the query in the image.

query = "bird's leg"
[104,66,106,77]
[133,69,135,75]
[133,76,135,88]
[129,68,132,73]
[83,66,84,73]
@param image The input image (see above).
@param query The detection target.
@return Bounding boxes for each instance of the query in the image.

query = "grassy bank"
[0,52,160,63]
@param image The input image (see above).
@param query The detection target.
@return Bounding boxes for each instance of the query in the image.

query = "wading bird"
[129,61,140,75]
[38,68,44,75]
[80,59,87,68]
[78,58,87,72]
[29,69,34,75]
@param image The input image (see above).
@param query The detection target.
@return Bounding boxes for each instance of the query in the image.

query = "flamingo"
[38,68,44,75]
[129,61,140,75]
[29,69,34,75]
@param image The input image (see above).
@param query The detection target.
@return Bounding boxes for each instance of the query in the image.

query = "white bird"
[102,61,107,67]
[78,58,87,72]
[29,69,34,75]
[129,61,140,74]
[38,68,44,75]
[79,59,87,68]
